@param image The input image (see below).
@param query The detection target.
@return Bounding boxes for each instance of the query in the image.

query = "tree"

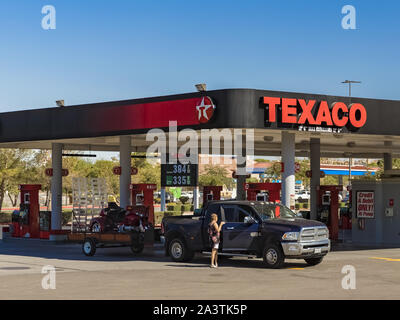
[0,149,34,211]
[264,159,311,186]
[132,157,161,189]
[199,165,234,189]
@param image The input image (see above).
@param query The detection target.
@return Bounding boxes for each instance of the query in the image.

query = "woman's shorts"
[213,242,220,249]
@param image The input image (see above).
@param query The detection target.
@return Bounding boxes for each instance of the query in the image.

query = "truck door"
[222,205,259,251]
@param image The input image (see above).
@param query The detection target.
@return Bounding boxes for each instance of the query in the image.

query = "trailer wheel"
[169,238,194,262]
[82,238,96,256]
[131,243,144,254]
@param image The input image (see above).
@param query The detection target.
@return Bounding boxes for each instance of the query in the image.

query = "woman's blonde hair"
[210,213,218,222]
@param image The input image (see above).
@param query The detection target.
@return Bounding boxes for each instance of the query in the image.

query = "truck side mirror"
[244,216,256,224]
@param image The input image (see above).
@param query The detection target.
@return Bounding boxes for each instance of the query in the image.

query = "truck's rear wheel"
[169,238,194,262]
[262,243,285,269]
[304,257,324,266]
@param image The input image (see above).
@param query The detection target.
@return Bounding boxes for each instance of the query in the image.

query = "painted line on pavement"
[369,257,400,262]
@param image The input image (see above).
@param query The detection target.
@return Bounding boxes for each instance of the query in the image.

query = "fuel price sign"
[161,162,198,187]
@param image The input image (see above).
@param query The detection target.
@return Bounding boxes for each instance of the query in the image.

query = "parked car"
[162,200,330,268]
[181,191,193,200]
[297,210,310,220]
[154,191,173,203]
[295,190,310,201]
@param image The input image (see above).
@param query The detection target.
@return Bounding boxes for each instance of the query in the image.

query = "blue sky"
[0,0,399,113]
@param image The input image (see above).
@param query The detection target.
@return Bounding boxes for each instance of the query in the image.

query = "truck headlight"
[282,232,299,241]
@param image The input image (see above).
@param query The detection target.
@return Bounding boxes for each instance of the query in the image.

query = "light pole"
[341,80,361,187]
[341,80,361,98]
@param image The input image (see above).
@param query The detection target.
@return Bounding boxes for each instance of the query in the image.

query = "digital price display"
[161,162,198,187]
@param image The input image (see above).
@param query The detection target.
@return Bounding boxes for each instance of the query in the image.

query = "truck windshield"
[251,203,297,220]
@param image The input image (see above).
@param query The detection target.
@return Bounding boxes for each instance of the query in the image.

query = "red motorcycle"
[89,203,150,253]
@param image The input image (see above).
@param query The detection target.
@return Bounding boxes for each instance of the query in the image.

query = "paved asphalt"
[0,239,399,300]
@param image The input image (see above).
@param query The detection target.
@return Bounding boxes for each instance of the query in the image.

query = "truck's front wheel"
[169,238,194,262]
[262,243,285,269]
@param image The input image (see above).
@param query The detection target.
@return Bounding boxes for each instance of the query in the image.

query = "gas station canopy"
[0,88,399,157]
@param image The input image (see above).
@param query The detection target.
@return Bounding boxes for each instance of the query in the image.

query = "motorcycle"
[89,202,151,253]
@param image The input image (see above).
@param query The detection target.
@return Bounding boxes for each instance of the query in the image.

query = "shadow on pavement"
[331,241,400,252]
[3,238,398,269]
[1,240,313,269]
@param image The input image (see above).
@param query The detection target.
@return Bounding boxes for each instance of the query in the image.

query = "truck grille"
[300,227,329,242]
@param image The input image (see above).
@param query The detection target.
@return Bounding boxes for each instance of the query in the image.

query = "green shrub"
[295,204,300,210]
[0,212,11,224]
[179,196,189,204]
[62,211,73,226]
[182,204,192,212]
[167,203,182,212]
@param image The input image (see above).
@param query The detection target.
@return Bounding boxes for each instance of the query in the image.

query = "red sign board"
[356,191,375,219]
[113,167,139,176]
[113,167,122,175]
[306,170,325,178]
[45,168,69,177]
[232,171,251,179]
[262,97,367,128]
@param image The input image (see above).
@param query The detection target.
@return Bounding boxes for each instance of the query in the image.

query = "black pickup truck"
[162,200,330,268]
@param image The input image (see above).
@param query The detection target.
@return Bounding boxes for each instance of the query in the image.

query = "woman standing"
[208,213,225,268]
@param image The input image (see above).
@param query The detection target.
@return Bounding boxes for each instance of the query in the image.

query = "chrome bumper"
[281,239,330,258]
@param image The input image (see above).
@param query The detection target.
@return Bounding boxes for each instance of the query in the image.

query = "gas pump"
[130,184,157,226]
[203,186,222,205]
[340,187,353,230]
[245,182,281,202]
[317,185,342,240]
[12,185,42,239]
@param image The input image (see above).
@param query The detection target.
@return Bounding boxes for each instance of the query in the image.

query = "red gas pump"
[245,182,281,203]
[203,186,223,205]
[12,185,42,239]
[130,184,157,226]
[340,187,353,230]
[317,185,342,240]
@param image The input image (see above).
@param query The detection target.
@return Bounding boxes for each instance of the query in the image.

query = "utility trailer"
[68,229,154,257]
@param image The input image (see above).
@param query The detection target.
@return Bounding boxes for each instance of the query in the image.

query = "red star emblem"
[196,97,216,123]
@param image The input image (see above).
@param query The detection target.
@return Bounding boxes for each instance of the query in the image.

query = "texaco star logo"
[196,96,216,123]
